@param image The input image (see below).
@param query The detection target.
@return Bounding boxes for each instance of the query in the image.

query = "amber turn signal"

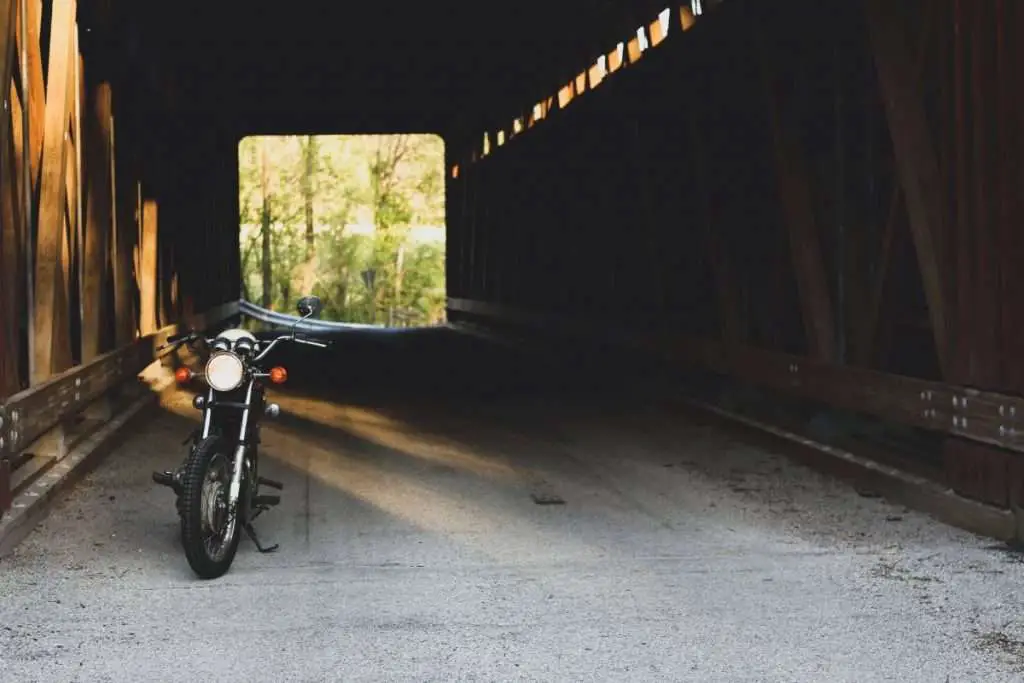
[269,367,288,384]
[174,367,193,384]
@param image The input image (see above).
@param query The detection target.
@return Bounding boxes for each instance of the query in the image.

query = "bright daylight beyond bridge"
[238,134,447,328]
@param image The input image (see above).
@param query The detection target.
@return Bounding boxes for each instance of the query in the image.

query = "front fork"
[159,379,262,520]
[223,380,257,536]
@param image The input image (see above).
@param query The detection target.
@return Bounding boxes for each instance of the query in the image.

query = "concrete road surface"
[2,329,1024,682]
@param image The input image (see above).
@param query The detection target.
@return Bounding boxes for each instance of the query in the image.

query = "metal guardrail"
[0,301,239,513]
[239,299,381,331]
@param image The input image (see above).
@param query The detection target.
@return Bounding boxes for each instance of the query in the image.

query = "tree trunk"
[303,136,317,260]
[260,141,272,308]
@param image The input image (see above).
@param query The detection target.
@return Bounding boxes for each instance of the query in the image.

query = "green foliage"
[238,134,446,326]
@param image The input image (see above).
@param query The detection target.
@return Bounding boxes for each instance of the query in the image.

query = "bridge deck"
[1,330,1022,681]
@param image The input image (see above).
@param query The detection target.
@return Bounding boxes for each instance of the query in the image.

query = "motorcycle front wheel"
[179,436,241,579]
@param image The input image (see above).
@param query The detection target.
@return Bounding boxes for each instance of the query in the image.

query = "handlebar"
[252,334,329,361]
[157,331,198,353]
[157,330,330,357]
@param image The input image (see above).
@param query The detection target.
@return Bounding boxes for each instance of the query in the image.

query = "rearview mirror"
[296,295,322,319]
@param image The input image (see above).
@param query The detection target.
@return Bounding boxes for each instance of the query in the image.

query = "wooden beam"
[72,47,83,334]
[686,101,745,347]
[138,198,158,335]
[1,91,22,398]
[53,15,79,375]
[751,21,837,362]
[0,0,19,398]
[0,0,14,143]
[81,82,112,361]
[31,0,76,384]
[7,45,25,391]
[0,300,241,462]
[110,115,137,346]
[53,183,72,372]
[16,0,40,192]
[857,186,902,366]
[53,34,78,376]
[966,0,1000,389]
[865,0,950,377]
[856,4,934,367]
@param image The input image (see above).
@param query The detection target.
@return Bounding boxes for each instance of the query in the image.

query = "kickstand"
[242,523,279,553]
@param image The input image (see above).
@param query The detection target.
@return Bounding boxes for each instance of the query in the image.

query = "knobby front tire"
[179,436,241,579]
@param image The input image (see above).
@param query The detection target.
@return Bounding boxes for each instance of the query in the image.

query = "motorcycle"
[152,295,329,579]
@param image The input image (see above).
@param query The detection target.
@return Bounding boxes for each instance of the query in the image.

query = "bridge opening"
[237,134,447,328]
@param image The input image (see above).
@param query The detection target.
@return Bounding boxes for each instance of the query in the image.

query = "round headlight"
[205,352,245,392]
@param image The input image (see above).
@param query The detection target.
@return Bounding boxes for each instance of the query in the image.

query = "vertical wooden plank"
[9,0,26,388]
[81,82,112,361]
[19,0,40,191]
[969,0,999,390]
[1003,0,1024,512]
[52,184,72,372]
[865,0,950,377]
[157,200,174,327]
[52,15,80,374]
[0,0,14,162]
[138,198,158,335]
[110,112,137,345]
[950,0,971,387]
[686,97,746,347]
[998,0,1024,395]
[0,0,19,398]
[30,0,75,384]
[54,36,77,375]
[72,46,84,341]
[1,92,23,398]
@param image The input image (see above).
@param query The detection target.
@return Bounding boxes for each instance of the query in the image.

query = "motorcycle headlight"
[205,351,245,392]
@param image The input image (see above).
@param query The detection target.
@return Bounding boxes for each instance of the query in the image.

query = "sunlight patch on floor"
[155,391,603,564]
[280,395,520,483]
[261,422,605,564]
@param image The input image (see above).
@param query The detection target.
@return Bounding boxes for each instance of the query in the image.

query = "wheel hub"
[201,471,227,534]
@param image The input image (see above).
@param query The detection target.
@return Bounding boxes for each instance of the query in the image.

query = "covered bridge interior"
[3,0,1024,677]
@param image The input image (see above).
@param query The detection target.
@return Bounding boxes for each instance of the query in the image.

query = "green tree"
[238,134,446,325]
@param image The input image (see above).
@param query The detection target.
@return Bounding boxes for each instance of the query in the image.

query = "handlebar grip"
[295,336,329,348]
